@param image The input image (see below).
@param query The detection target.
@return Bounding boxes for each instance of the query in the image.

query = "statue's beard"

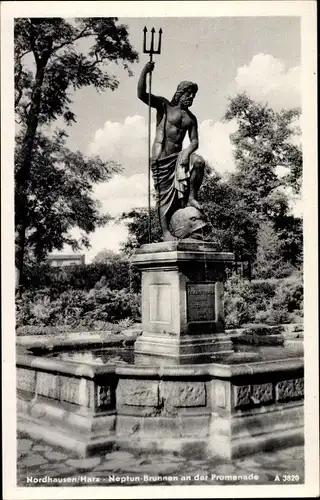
[181,99,192,108]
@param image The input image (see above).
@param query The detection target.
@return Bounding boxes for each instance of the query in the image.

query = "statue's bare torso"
[152,101,196,160]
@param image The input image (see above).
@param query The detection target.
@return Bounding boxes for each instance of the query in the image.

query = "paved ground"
[17,431,304,487]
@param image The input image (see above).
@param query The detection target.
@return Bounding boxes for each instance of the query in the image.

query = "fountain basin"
[17,339,304,459]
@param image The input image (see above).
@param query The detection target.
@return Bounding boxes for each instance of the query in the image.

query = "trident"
[143,27,162,243]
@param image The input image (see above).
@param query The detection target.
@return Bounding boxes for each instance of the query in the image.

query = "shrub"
[224,272,303,328]
[271,273,303,313]
[16,323,126,336]
[224,275,257,327]
[117,317,135,328]
[16,325,64,336]
[16,287,141,329]
[83,288,141,324]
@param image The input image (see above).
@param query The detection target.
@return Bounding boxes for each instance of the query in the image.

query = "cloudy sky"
[54,16,301,261]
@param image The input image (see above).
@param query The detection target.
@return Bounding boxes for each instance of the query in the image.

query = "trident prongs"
[158,28,162,54]
[143,26,147,53]
[143,27,162,57]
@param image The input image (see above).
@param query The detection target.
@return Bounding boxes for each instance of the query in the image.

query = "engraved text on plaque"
[187,282,215,322]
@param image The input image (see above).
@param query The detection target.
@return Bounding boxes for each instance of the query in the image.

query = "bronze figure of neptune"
[138,62,206,241]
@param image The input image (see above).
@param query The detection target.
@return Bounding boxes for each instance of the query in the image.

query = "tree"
[224,93,303,267]
[15,17,138,287]
[224,93,302,219]
[92,248,140,293]
[198,167,259,258]
[93,249,123,263]
[252,220,295,279]
[15,129,120,263]
[120,207,162,254]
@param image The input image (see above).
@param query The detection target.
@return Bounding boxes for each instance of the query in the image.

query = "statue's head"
[169,206,208,240]
[171,81,198,108]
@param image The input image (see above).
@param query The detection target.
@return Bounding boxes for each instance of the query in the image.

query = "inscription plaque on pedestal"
[187,282,215,322]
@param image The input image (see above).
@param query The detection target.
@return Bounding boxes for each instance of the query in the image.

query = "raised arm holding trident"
[138,28,205,242]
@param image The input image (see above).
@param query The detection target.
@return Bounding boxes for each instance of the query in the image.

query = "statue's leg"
[158,205,176,241]
[187,154,205,210]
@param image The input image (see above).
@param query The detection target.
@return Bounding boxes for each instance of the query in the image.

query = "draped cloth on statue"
[151,152,195,219]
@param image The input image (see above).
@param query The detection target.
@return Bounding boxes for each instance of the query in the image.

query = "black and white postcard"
[1,1,318,499]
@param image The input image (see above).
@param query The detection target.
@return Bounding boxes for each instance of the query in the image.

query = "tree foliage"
[93,248,126,264]
[15,17,138,286]
[198,168,259,257]
[15,18,138,125]
[119,207,162,254]
[224,93,303,267]
[252,220,295,279]
[225,93,302,210]
[15,129,120,261]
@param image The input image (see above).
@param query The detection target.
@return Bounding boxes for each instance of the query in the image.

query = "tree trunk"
[15,63,46,290]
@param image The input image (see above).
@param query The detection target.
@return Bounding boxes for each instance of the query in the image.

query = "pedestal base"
[134,332,233,363]
[132,240,234,363]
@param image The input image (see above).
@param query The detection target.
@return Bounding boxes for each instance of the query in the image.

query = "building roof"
[47,254,85,260]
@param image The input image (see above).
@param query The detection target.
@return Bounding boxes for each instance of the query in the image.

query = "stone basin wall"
[17,350,304,459]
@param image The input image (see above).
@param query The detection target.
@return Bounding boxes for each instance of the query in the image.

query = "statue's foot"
[163,230,177,241]
[187,198,203,211]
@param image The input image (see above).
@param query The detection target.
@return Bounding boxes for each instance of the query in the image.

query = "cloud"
[54,173,151,259]
[197,119,237,173]
[84,223,129,262]
[93,172,152,217]
[235,53,300,110]
[88,115,148,159]
[88,170,155,258]
[52,222,129,263]
[87,115,156,177]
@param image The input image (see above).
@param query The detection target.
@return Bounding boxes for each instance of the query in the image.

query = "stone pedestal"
[132,240,234,362]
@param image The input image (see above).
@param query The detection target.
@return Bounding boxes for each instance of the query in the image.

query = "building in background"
[47,254,85,267]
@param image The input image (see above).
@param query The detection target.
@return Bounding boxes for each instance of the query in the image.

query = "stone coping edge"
[16,333,138,350]
[135,240,231,253]
[16,354,113,378]
[17,352,303,380]
[132,250,234,266]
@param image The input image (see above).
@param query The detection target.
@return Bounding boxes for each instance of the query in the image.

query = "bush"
[82,288,141,324]
[224,272,303,328]
[272,273,303,312]
[16,325,64,336]
[16,322,128,336]
[16,287,141,329]
[224,275,257,327]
